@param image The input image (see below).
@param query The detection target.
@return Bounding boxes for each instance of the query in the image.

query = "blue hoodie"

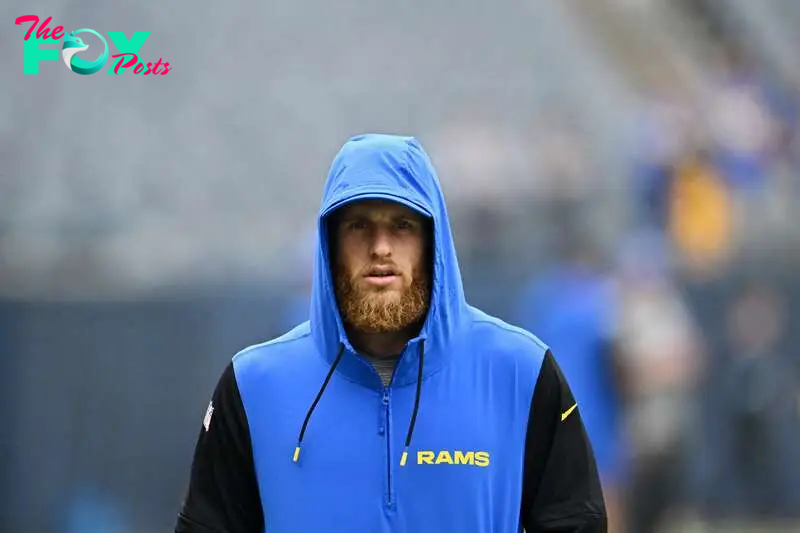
[176,134,606,533]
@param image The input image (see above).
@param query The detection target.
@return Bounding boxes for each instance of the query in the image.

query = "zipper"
[382,387,393,508]
[373,343,413,511]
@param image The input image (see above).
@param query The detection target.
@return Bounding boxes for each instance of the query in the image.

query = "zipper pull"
[378,388,389,435]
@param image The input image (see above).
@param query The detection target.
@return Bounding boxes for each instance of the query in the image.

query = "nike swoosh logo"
[561,403,578,422]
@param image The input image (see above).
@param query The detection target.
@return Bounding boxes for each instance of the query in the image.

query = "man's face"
[331,200,430,333]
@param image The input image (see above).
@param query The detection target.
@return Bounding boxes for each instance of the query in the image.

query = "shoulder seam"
[470,317,549,351]
[233,329,311,359]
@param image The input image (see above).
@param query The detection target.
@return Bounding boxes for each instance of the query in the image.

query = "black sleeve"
[520,350,607,532]
[175,362,264,533]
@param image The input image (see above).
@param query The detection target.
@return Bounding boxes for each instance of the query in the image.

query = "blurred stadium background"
[3,0,800,531]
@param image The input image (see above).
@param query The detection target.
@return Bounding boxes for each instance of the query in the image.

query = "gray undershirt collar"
[360,353,400,387]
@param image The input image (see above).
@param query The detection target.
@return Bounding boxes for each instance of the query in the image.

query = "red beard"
[335,267,429,333]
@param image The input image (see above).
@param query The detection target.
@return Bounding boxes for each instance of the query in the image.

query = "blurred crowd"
[493,24,800,533]
[3,0,800,532]
[507,16,800,533]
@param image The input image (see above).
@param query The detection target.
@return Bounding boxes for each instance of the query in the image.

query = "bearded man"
[175,134,607,533]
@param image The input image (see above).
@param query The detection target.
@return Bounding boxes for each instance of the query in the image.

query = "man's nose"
[370,227,392,257]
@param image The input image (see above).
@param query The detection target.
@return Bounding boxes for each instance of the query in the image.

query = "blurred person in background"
[667,144,734,279]
[710,282,800,523]
[613,232,703,533]
[65,483,127,533]
[514,226,626,533]
[175,134,607,533]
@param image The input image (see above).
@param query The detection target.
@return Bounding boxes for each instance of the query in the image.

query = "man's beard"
[335,267,430,333]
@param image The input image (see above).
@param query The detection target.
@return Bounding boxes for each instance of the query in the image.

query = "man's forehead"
[335,199,426,219]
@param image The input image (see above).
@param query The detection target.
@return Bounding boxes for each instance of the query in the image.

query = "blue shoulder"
[232,321,313,380]
[465,305,549,375]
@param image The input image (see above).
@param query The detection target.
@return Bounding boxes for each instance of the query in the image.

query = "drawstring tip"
[400,449,409,467]
[293,445,301,463]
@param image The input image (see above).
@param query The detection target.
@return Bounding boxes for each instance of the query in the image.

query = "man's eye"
[348,220,367,230]
[396,220,413,230]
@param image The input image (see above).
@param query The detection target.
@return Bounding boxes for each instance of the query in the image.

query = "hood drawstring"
[293,344,345,463]
[400,339,424,467]
[293,340,426,467]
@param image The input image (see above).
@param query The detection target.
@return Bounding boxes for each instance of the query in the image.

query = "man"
[175,134,607,533]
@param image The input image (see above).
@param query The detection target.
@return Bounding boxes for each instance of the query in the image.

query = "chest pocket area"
[393,393,504,506]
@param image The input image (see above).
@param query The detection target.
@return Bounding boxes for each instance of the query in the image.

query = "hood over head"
[309,133,468,388]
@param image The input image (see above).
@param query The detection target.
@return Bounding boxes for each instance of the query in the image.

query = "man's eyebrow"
[337,211,364,220]
[393,211,422,220]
